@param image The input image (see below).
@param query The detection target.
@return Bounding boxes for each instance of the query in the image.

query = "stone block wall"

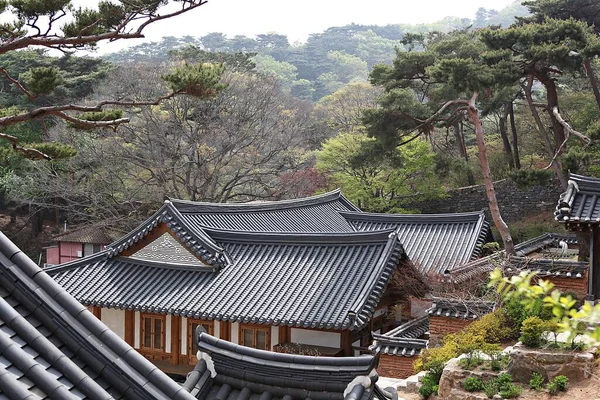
[402,179,563,223]
[378,354,418,379]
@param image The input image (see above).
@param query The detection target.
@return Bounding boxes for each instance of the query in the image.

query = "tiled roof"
[0,231,196,400]
[183,330,390,400]
[47,228,406,331]
[504,257,587,279]
[171,190,359,232]
[514,233,578,257]
[340,211,492,275]
[556,173,600,224]
[370,317,429,357]
[52,225,123,244]
[427,297,494,320]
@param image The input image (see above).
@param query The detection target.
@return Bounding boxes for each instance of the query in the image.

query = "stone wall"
[377,354,418,379]
[403,179,564,223]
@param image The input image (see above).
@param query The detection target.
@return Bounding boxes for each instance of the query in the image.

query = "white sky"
[74,0,518,53]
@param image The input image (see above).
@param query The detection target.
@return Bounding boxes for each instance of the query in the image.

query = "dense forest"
[1,0,599,254]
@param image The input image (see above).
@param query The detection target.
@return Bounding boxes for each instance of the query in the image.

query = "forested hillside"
[3,0,599,258]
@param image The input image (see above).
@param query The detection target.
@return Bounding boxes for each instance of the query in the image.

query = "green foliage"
[553,375,568,391]
[483,381,499,398]
[498,382,522,398]
[508,168,553,190]
[161,63,227,97]
[467,309,513,343]
[479,372,521,398]
[419,373,439,399]
[530,372,544,391]
[521,316,546,348]
[22,66,61,95]
[463,376,484,392]
[63,2,126,37]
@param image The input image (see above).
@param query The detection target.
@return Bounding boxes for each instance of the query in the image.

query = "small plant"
[521,316,546,348]
[499,382,522,398]
[553,375,568,391]
[487,350,508,371]
[483,381,498,398]
[418,374,438,399]
[529,372,544,391]
[463,376,484,392]
[547,381,559,395]
[458,353,484,370]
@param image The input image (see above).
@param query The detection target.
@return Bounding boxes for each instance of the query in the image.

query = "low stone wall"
[508,343,595,383]
[438,357,502,400]
[402,178,563,223]
[378,354,418,379]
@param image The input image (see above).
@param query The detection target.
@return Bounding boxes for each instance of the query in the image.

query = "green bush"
[521,316,546,348]
[419,374,438,399]
[554,375,568,391]
[529,372,544,391]
[483,381,498,398]
[463,376,484,392]
[499,382,522,398]
[547,381,559,395]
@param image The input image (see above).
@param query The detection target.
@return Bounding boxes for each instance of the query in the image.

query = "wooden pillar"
[124,310,135,346]
[171,316,181,365]
[278,326,291,344]
[341,330,352,356]
[220,321,231,341]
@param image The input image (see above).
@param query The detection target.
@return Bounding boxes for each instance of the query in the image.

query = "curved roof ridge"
[203,226,397,244]
[170,189,361,213]
[340,210,486,223]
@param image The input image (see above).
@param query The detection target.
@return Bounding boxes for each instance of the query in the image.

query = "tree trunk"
[468,92,515,255]
[522,78,568,190]
[499,105,515,170]
[584,58,600,111]
[533,67,565,151]
[508,102,521,169]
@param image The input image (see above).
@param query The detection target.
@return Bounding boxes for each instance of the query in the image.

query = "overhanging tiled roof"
[514,233,578,257]
[170,190,359,232]
[183,331,390,400]
[427,297,494,320]
[47,229,406,330]
[370,317,429,357]
[0,231,196,400]
[52,225,123,244]
[340,211,492,275]
[556,173,600,224]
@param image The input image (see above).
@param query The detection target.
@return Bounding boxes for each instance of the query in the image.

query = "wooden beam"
[220,321,231,341]
[341,330,352,357]
[120,223,167,256]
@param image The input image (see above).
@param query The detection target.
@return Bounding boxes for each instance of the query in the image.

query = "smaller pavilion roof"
[183,330,393,400]
[370,316,429,357]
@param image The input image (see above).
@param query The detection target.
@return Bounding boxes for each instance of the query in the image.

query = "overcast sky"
[75,0,518,53]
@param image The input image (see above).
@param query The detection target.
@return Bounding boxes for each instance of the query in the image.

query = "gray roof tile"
[556,173,600,223]
[370,317,429,357]
[48,229,406,331]
[340,211,492,275]
[0,231,197,400]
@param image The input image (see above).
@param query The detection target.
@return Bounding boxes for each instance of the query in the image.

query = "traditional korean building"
[44,225,122,265]
[555,173,600,300]
[1,230,394,399]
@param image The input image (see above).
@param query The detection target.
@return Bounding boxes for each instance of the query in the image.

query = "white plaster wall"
[134,312,140,348]
[165,315,171,353]
[373,306,388,318]
[290,328,340,348]
[101,308,125,339]
[213,321,220,338]
[231,322,239,344]
[352,339,360,357]
[181,317,187,355]
[270,326,279,349]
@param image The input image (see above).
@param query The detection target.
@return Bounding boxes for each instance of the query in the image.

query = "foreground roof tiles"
[556,173,600,224]
[0,231,196,400]
[183,330,392,400]
[427,297,494,320]
[171,190,359,232]
[48,227,406,330]
[340,211,491,275]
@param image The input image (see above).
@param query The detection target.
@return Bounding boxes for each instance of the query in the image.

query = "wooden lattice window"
[140,313,166,352]
[239,324,270,350]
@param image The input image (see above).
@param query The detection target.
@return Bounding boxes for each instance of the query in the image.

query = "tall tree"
[0,0,222,159]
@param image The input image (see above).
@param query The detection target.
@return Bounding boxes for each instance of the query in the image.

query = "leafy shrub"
[419,374,438,399]
[483,381,498,398]
[553,375,568,391]
[463,376,484,392]
[467,310,513,343]
[521,316,546,348]
[529,372,544,391]
[547,381,559,395]
[499,382,522,398]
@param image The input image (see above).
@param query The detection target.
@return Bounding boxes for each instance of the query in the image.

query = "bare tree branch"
[0,68,36,101]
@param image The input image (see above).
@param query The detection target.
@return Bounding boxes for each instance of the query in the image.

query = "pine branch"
[0,132,51,160]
